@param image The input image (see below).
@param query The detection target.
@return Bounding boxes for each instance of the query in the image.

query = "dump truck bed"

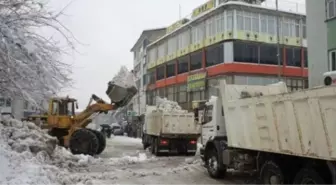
[145,111,200,137]
[219,80,336,161]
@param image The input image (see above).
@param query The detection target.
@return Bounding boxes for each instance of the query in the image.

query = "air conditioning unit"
[323,71,336,86]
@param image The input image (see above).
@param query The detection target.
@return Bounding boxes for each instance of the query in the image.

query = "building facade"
[0,97,39,119]
[130,28,166,115]
[145,0,308,111]
[306,0,329,88]
[326,1,336,71]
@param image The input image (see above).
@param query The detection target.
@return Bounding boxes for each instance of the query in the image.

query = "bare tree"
[0,0,76,108]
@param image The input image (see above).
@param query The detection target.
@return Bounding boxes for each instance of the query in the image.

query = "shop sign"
[187,71,207,92]
[192,0,215,18]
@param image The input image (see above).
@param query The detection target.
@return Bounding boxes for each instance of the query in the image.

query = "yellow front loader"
[47,83,137,155]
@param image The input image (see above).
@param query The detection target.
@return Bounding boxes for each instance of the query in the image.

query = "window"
[302,19,306,38]
[166,62,175,78]
[24,100,29,109]
[295,19,300,37]
[327,0,336,19]
[148,48,157,63]
[203,105,213,123]
[178,85,187,103]
[178,56,189,74]
[142,74,147,86]
[191,23,204,44]
[0,98,4,106]
[167,86,174,101]
[206,43,224,67]
[177,30,190,50]
[216,12,224,33]
[259,44,280,65]
[148,70,155,84]
[158,42,166,58]
[226,10,233,31]
[286,47,301,67]
[260,14,267,33]
[6,99,11,107]
[156,66,165,80]
[233,41,258,63]
[267,15,276,35]
[251,13,259,32]
[237,10,244,30]
[190,51,202,70]
[329,50,336,71]
[244,11,252,31]
[303,48,308,67]
[167,36,177,55]
[206,16,216,37]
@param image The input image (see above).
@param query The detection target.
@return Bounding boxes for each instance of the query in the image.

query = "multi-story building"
[145,0,308,110]
[130,28,166,115]
[306,0,329,88]
[0,96,40,119]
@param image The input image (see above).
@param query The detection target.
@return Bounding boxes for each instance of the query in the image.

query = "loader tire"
[69,128,99,156]
[89,129,106,155]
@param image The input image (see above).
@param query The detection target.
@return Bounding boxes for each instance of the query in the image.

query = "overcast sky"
[47,0,305,109]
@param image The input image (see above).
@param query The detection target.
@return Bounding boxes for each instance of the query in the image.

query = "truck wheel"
[69,128,99,156]
[260,161,284,184]
[150,138,155,154]
[153,138,160,156]
[293,167,325,184]
[89,129,106,155]
[206,149,227,178]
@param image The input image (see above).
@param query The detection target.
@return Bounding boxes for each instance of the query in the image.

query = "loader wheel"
[89,129,106,155]
[69,128,99,156]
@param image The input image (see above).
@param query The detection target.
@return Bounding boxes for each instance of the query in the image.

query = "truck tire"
[206,149,227,178]
[89,129,106,155]
[293,167,325,184]
[153,138,160,156]
[259,161,284,184]
[69,128,99,156]
[150,137,155,154]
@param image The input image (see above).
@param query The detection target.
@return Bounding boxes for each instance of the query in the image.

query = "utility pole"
[276,0,281,81]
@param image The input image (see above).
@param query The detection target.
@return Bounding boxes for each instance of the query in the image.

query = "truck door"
[201,105,215,145]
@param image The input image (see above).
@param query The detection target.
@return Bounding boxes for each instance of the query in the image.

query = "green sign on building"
[187,72,207,92]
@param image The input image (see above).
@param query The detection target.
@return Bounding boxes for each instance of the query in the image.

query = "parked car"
[100,124,112,138]
[112,124,123,136]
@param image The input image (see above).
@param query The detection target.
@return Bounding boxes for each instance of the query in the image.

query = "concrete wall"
[306,0,328,88]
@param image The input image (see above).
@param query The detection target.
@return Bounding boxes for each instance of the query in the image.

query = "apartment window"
[234,41,258,63]
[302,19,306,38]
[178,85,187,103]
[192,23,204,44]
[295,19,300,37]
[226,10,233,31]
[0,98,4,107]
[6,98,11,107]
[327,0,336,19]
[158,43,166,58]
[148,70,155,84]
[267,15,276,35]
[244,11,252,31]
[329,50,336,71]
[206,16,216,37]
[166,62,176,78]
[237,11,244,30]
[259,44,279,65]
[177,30,190,50]
[167,86,174,101]
[286,47,301,67]
[178,56,189,74]
[156,66,165,80]
[260,14,267,33]
[304,48,308,67]
[206,43,224,67]
[251,13,259,32]
[167,36,177,55]
[216,12,224,33]
[190,51,202,70]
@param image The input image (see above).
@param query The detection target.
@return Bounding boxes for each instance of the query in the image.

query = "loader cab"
[47,97,78,128]
[201,96,226,145]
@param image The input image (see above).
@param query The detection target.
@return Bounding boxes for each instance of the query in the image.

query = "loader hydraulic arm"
[75,94,115,127]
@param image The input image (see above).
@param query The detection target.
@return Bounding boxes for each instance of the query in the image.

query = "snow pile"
[111,135,141,144]
[0,119,97,184]
[110,66,137,88]
[155,97,186,113]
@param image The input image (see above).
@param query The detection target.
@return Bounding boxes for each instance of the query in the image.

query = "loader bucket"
[106,82,137,108]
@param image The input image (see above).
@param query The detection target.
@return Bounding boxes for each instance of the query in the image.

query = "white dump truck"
[199,80,336,184]
[142,106,201,156]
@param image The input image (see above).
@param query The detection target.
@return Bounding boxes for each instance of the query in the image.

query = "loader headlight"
[70,116,74,119]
